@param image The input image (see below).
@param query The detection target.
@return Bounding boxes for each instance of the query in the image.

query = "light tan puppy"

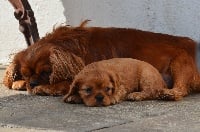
[63,58,167,106]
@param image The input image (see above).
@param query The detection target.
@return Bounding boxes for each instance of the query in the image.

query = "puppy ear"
[107,70,127,102]
[68,77,82,96]
[49,47,85,84]
[63,76,83,103]
[107,71,120,94]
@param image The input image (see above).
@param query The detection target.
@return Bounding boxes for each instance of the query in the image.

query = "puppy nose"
[29,81,39,88]
[95,94,104,102]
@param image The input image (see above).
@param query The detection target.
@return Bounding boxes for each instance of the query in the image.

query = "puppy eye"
[105,87,112,92]
[85,87,92,94]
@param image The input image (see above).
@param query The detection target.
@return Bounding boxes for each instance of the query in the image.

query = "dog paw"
[159,89,183,101]
[63,95,82,104]
[31,86,49,96]
[12,80,26,90]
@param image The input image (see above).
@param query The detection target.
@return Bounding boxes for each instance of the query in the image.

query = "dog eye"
[22,72,31,78]
[85,87,92,94]
[22,73,29,78]
[21,69,31,78]
[40,71,51,77]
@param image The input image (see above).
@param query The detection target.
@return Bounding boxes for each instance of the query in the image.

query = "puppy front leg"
[110,85,127,104]
[31,81,70,96]
[127,92,150,101]
[63,94,82,104]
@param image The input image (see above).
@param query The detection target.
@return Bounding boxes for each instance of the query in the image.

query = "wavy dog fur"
[3,20,200,99]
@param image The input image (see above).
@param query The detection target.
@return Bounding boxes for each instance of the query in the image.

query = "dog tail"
[79,19,91,27]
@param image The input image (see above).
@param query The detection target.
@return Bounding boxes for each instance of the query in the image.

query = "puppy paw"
[63,95,82,104]
[127,92,144,101]
[110,96,120,105]
[12,80,26,90]
[110,98,117,105]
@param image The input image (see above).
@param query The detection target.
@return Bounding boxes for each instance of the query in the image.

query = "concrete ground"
[0,66,200,132]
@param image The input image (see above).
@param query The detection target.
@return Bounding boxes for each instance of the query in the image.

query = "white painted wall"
[0,0,65,64]
[0,0,200,65]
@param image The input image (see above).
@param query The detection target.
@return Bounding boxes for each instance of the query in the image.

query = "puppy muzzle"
[95,94,104,103]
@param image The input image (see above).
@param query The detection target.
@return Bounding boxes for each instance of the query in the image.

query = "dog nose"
[95,94,104,102]
[29,81,39,88]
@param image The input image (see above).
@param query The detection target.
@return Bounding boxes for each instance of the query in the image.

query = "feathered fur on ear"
[107,70,127,101]
[63,76,83,103]
[49,47,85,84]
[107,71,120,92]
[67,77,82,97]
[3,62,22,89]
[3,62,16,88]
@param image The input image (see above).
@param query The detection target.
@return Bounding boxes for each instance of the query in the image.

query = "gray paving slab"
[0,67,200,132]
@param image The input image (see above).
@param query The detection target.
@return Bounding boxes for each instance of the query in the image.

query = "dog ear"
[3,54,23,89]
[3,62,18,88]
[49,47,85,84]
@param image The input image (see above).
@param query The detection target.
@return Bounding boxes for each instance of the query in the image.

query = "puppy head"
[67,69,120,107]
[17,43,84,94]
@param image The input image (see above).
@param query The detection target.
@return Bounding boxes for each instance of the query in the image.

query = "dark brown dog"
[63,58,167,106]
[3,21,200,99]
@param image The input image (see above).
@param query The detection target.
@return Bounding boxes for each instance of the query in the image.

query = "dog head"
[65,69,121,107]
[4,22,90,94]
[14,43,84,94]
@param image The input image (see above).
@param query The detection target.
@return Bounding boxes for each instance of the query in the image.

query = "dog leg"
[159,83,188,101]
[160,51,195,100]
[12,80,26,90]
[30,81,70,96]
